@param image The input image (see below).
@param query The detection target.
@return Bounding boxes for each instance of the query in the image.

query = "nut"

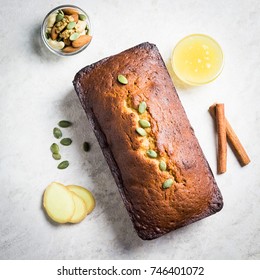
[60,29,75,40]
[46,27,51,34]
[75,20,87,33]
[62,8,78,15]
[71,13,79,23]
[62,46,80,53]
[55,17,70,33]
[66,15,75,22]
[48,39,65,50]
[72,35,92,48]
[47,13,57,28]
[64,38,71,46]
[51,26,58,40]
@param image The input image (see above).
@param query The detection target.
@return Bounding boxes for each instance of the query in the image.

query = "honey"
[172,34,224,86]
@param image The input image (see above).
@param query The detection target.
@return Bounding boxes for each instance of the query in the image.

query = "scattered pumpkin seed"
[136,127,147,137]
[57,160,69,169]
[46,32,50,39]
[159,160,167,171]
[162,178,174,189]
[146,150,157,158]
[50,143,59,154]
[60,138,72,146]
[58,120,72,128]
[52,153,61,160]
[70,32,80,41]
[56,13,64,22]
[83,142,90,152]
[79,14,87,21]
[67,21,76,30]
[138,101,147,114]
[53,127,62,139]
[117,74,128,85]
[139,119,151,128]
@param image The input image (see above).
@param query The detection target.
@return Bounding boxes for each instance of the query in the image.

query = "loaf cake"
[73,42,223,240]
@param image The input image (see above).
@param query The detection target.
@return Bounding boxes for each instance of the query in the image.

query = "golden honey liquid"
[172,34,223,85]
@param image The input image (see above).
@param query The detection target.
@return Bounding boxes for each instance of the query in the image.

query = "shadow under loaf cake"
[73,42,223,240]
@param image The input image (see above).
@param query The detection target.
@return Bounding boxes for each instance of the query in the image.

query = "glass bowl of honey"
[171,34,224,86]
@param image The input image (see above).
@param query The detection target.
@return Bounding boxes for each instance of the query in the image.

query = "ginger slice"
[69,192,88,223]
[43,182,75,223]
[67,185,96,214]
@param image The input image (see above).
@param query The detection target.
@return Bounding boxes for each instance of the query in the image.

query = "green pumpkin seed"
[79,14,87,21]
[117,74,128,85]
[60,138,72,146]
[57,160,69,169]
[50,143,59,154]
[53,127,62,139]
[67,21,76,30]
[159,160,167,171]
[138,101,147,114]
[52,153,61,160]
[70,32,80,41]
[58,120,72,128]
[136,127,147,137]
[56,13,64,22]
[147,150,157,158]
[46,32,50,39]
[162,178,174,189]
[139,119,150,128]
[83,142,90,152]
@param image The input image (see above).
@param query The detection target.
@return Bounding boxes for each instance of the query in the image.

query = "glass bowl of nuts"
[41,5,92,56]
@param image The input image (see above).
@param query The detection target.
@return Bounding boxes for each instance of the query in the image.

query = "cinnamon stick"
[215,104,227,174]
[209,104,250,167]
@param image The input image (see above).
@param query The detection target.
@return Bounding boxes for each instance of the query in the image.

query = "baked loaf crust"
[73,42,223,240]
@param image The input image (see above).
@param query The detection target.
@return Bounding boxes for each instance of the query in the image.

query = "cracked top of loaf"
[73,42,223,240]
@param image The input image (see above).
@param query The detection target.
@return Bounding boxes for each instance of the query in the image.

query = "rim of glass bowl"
[171,33,224,86]
[41,5,92,57]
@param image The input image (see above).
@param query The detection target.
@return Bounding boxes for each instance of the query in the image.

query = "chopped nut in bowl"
[41,5,92,56]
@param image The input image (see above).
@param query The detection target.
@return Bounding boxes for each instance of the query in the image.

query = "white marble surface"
[0,0,260,260]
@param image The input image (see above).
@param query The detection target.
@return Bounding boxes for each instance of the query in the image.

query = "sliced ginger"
[43,182,75,223]
[43,182,95,224]
[67,185,96,214]
[69,192,88,223]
